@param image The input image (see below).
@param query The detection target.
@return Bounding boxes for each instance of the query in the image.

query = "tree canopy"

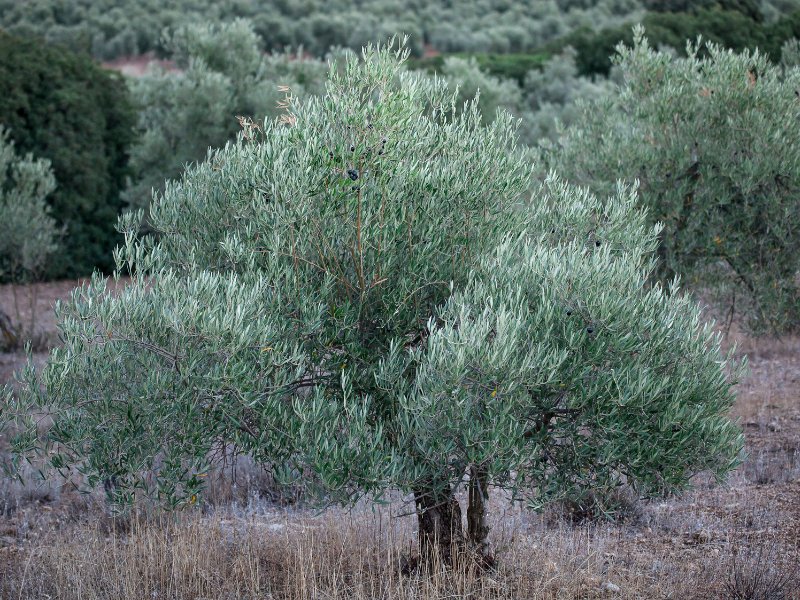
[538,26,800,334]
[1,41,745,563]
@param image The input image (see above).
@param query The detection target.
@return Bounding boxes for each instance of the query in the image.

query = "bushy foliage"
[780,35,800,65]
[0,126,60,350]
[643,0,764,21]
[518,47,618,144]
[538,26,800,334]
[0,126,59,285]
[123,19,329,214]
[548,7,800,77]
[408,53,552,87]
[0,32,136,279]
[125,23,615,215]
[412,49,616,145]
[436,57,523,127]
[0,0,651,60]
[1,42,744,560]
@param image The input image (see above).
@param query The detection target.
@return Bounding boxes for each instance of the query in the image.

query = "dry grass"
[0,483,797,600]
[1,282,799,599]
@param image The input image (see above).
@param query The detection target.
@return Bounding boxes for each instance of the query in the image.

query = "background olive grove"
[0,0,799,333]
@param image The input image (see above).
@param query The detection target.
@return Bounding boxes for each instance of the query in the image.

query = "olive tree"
[538,26,800,335]
[1,40,745,566]
[0,125,59,348]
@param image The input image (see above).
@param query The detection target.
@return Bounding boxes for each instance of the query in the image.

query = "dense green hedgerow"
[0,32,136,279]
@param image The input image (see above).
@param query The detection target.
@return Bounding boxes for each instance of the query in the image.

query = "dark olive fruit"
[368,123,374,128]
[587,326,594,333]
[551,228,555,234]
[347,169,358,181]
[665,172,671,178]
[595,240,601,247]
[378,150,383,155]
[350,145,355,152]
[329,151,334,158]
[795,90,799,96]
[566,310,572,316]
[540,454,548,463]
[352,185,360,191]
[658,464,664,472]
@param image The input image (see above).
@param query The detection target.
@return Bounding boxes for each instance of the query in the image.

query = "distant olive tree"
[538,26,800,335]
[2,40,744,567]
[0,125,59,349]
[123,19,329,215]
[437,56,522,126]
[517,46,617,144]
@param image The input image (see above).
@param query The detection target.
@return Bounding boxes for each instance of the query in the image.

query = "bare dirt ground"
[0,280,798,599]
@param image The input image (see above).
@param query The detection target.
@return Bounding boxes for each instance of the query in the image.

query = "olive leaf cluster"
[1,41,744,536]
[538,25,800,335]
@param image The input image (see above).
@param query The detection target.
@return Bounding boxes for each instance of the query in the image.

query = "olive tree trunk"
[414,485,465,567]
[0,308,17,350]
[467,466,491,561]
[413,467,494,570]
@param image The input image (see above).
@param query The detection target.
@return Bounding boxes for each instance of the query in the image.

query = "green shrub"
[546,9,800,77]
[408,53,552,87]
[517,47,618,144]
[0,125,59,349]
[122,19,329,216]
[642,0,764,22]
[0,125,58,283]
[435,56,522,126]
[0,0,647,60]
[538,26,800,334]
[1,40,744,564]
[0,32,136,279]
